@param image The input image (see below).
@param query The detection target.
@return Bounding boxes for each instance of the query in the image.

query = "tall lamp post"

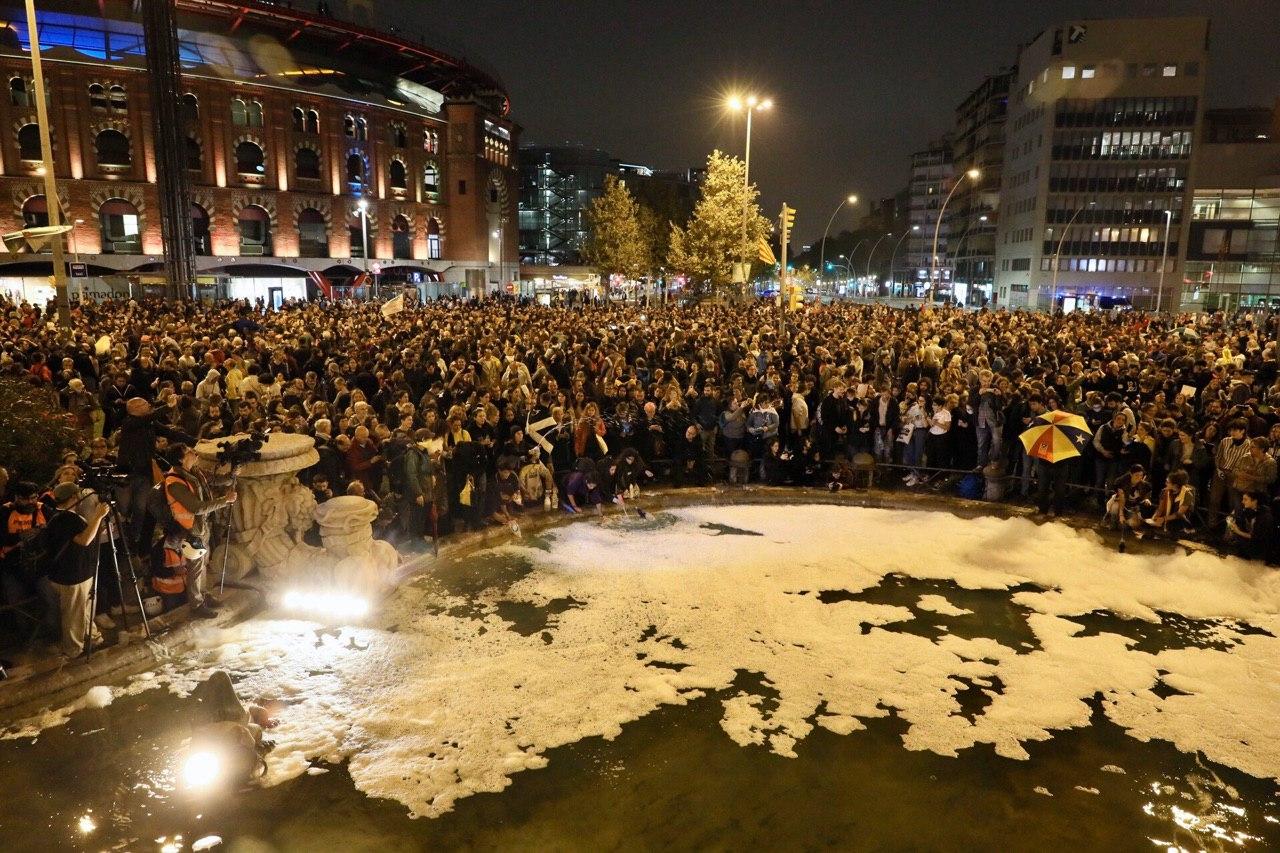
[1156,208,1174,313]
[727,93,772,295]
[818,194,858,291]
[356,198,370,298]
[24,0,70,326]
[928,167,980,305]
[949,214,988,300]
[1050,201,1096,302]
[889,225,920,297]
[864,232,893,296]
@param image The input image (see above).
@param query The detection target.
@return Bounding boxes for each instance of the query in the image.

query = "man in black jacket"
[118,398,195,551]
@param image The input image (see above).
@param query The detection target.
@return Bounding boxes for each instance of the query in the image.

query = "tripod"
[216,469,241,597]
[85,500,152,657]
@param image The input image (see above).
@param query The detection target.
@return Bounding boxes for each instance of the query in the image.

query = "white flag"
[94,335,111,355]
[380,294,404,318]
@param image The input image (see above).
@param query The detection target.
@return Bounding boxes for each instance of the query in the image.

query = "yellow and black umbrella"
[1019,410,1093,463]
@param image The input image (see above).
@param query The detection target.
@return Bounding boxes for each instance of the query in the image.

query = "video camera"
[79,462,129,498]
[215,429,269,469]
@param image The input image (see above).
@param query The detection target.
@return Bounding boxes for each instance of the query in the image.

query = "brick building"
[0,0,519,303]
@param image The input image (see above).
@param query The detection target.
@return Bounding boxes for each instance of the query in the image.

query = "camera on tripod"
[215,429,269,469]
[79,462,129,500]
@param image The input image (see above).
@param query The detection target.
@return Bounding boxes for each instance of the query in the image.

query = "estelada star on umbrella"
[1019,410,1094,464]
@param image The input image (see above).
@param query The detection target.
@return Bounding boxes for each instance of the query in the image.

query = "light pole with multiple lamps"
[1156,208,1174,313]
[727,93,772,293]
[1050,201,1096,302]
[818,194,858,291]
[928,167,980,305]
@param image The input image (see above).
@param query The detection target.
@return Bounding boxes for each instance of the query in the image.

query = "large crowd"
[2,293,1279,659]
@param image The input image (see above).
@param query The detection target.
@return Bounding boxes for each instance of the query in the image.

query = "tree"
[0,376,81,484]
[666,149,771,299]
[584,175,650,282]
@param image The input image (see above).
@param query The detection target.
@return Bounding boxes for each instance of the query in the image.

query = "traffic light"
[780,204,796,239]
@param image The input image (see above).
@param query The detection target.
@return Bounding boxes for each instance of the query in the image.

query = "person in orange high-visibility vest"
[155,445,236,619]
[0,482,47,608]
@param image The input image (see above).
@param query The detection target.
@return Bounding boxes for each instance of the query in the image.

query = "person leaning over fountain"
[152,444,237,619]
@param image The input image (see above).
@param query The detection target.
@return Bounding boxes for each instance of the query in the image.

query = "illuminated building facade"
[0,0,518,303]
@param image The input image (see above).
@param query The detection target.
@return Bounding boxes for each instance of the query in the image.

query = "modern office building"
[900,137,953,295]
[945,70,1013,307]
[518,143,701,267]
[0,0,519,304]
[1179,106,1280,311]
[993,17,1209,311]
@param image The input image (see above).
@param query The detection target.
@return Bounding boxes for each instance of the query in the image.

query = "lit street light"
[1050,201,1096,301]
[928,168,980,305]
[727,93,772,291]
[950,214,988,295]
[865,232,893,295]
[818,194,858,291]
[1156,208,1174,313]
[889,225,921,296]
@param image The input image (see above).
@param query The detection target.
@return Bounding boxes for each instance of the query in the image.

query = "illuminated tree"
[584,175,650,282]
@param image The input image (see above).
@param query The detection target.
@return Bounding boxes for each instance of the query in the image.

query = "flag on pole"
[94,335,111,356]
[380,293,404,318]
[757,237,776,266]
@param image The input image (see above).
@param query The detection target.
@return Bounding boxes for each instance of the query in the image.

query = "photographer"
[117,397,195,551]
[154,444,237,618]
[42,482,109,658]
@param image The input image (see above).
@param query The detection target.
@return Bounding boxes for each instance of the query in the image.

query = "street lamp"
[727,93,772,290]
[356,198,370,298]
[928,167,980,305]
[818,194,858,289]
[1156,208,1174,313]
[865,232,893,295]
[950,213,988,292]
[1050,201,1096,301]
[889,225,921,297]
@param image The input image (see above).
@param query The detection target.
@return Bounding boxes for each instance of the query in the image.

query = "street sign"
[69,263,87,278]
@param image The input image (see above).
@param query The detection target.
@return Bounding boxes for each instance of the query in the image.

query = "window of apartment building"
[1141,64,1157,77]
[292,107,306,133]
[181,93,199,123]
[344,115,356,138]
[1011,258,1031,271]
[16,123,41,161]
[305,109,319,134]
[392,215,411,259]
[297,208,328,258]
[390,124,407,148]
[1061,65,1076,79]
[239,205,271,255]
[88,83,108,110]
[389,159,407,190]
[295,146,320,180]
[247,101,263,128]
[99,199,140,253]
[423,162,440,194]
[95,129,130,166]
[191,204,211,255]
[346,153,364,187]
[1184,61,1200,76]
[355,117,368,141]
[1162,64,1177,77]
[231,98,247,127]
[108,85,126,112]
[427,217,441,259]
[9,77,29,107]
[1081,66,1096,79]
[235,140,265,175]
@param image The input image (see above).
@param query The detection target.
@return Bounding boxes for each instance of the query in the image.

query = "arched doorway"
[238,205,271,256]
[99,198,140,253]
[392,214,411,259]
[298,208,328,258]
[191,203,210,255]
[21,195,48,228]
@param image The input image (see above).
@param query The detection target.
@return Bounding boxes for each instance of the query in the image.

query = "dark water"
[0,678,1276,852]
[1,515,1277,851]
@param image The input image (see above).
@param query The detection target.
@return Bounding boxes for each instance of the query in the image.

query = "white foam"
[6,505,1279,821]
[917,594,973,617]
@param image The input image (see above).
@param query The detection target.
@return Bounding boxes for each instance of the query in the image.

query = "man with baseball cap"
[43,481,110,657]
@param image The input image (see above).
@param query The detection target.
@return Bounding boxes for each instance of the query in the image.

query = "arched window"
[305,109,319,135]
[423,161,439,194]
[88,83,108,110]
[348,214,366,258]
[292,107,305,132]
[191,204,210,255]
[294,146,320,180]
[108,84,127,112]
[231,98,248,127]
[238,205,271,255]
[10,77,29,107]
[343,115,356,138]
[424,128,439,153]
[247,101,264,128]
[389,159,406,190]
[235,140,265,175]
[297,207,327,258]
[355,117,368,141]
[427,217,441,260]
[392,214,411,259]
[95,129,131,166]
[99,198,141,253]
[391,124,407,148]
[17,123,41,161]
[346,153,364,187]
[185,135,202,171]
[21,195,47,228]
[181,93,199,123]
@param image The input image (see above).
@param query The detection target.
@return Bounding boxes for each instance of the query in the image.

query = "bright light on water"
[181,751,222,789]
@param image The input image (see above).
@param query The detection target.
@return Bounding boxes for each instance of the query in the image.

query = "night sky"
[366,0,1279,242]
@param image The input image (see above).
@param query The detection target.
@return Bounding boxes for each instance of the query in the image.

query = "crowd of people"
[2,292,1279,659]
